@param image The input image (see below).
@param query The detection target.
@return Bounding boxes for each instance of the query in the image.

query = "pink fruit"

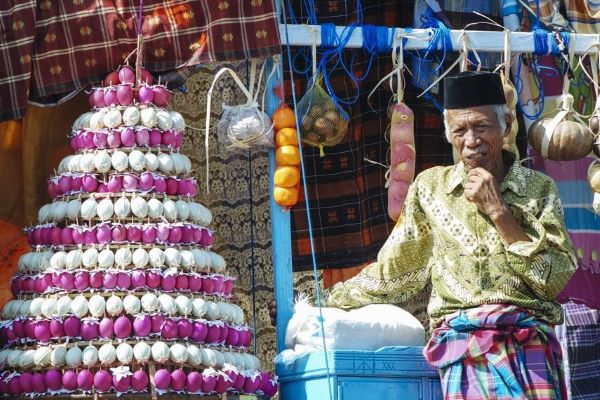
[186,371,202,393]
[75,271,90,290]
[243,375,261,393]
[188,275,202,292]
[226,328,239,346]
[117,84,134,106]
[139,171,154,191]
[166,178,178,195]
[202,277,215,294]
[49,319,64,338]
[150,314,165,333]
[175,274,189,290]
[152,85,169,107]
[72,228,85,244]
[112,224,127,242]
[114,316,132,339]
[215,374,232,394]
[190,321,208,342]
[206,325,221,344]
[19,372,33,394]
[116,272,131,290]
[103,272,117,289]
[153,176,166,193]
[118,66,135,85]
[34,320,51,343]
[99,318,114,339]
[83,228,97,245]
[31,373,47,393]
[142,226,156,244]
[133,315,151,337]
[161,319,178,340]
[177,319,193,339]
[218,324,228,342]
[136,128,150,146]
[131,270,146,288]
[93,370,112,392]
[146,271,161,288]
[92,89,106,108]
[168,226,182,243]
[81,319,99,341]
[154,369,171,390]
[161,130,175,146]
[62,370,78,391]
[121,127,136,147]
[201,374,216,393]
[104,71,120,86]
[113,374,130,392]
[161,274,176,291]
[174,131,184,147]
[45,369,62,391]
[90,271,103,288]
[138,85,153,105]
[81,174,98,193]
[77,370,94,391]
[107,130,121,148]
[96,224,112,244]
[122,174,138,191]
[60,272,75,291]
[170,369,186,391]
[107,175,123,193]
[71,175,82,192]
[61,227,74,245]
[131,370,149,392]
[149,129,162,146]
[104,87,118,107]
[63,316,81,337]
[50,226,62,246]
[140,69,153,85]
[126,225,142,242]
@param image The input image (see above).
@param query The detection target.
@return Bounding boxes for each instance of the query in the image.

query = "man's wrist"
[489,203,511,223]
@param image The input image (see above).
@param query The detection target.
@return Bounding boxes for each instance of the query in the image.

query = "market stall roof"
[0,0,281,122]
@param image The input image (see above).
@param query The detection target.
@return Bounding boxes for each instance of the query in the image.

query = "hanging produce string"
[243,61,259,357]
[281,4,334,400]
[134,0,145,85]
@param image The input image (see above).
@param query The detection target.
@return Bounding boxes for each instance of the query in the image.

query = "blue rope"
[282,5,334,400]
[532,28,549,55]
[321,23,338,48]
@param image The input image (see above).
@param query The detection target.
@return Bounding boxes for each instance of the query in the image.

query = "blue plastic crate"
[276,346,442,400]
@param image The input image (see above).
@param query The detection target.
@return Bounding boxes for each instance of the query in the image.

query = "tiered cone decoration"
[0,65,278,398]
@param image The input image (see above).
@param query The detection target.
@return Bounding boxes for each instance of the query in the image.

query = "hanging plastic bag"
[297,74,349,157]
[205,59,276,192]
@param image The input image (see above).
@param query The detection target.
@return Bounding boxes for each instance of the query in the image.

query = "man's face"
[446,105,508,174]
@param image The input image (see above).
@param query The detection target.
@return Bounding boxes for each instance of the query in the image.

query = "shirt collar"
[445,151,527,197]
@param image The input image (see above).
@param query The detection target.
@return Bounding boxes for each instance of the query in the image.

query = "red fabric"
[0,0,281,121]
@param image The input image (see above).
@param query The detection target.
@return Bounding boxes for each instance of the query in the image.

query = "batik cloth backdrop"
[0,0,280,121]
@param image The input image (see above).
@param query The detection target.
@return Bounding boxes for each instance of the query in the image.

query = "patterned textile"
[0,0,280,121]
[424,304,567,400]
[285,0,454,273]
[323,153,578,326]
[562,302,600,400]
[502,0,600,33]
[172,61,277,370]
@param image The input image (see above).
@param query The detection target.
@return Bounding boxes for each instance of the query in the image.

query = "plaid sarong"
[0,0,280,121]
[562,302,600,400]
[424,304,567,400]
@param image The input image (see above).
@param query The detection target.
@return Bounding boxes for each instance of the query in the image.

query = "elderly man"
[322,71,577,399]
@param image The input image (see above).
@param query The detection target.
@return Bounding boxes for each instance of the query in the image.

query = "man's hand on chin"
[463,167,509,220]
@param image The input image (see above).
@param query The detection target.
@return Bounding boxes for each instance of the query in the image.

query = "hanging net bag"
[297,74,349,156]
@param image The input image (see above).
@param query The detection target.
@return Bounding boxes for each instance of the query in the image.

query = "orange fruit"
[275,127,299,147]
[272,105,296,131]
[275,145,300,166]
[274,166,300,188]
[274,186,299,207]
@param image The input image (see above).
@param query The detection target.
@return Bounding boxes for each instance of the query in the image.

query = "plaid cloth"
[424,304,567,400]
[561,302,600,400]
[0,0,280,121]
[285,0,457,272]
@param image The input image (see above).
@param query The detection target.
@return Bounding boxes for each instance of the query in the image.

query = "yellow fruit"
[272,105,296,131]
[274,186,299,207]
[275,128,299,147]
[275,145,300,166]
[274,166,300,188]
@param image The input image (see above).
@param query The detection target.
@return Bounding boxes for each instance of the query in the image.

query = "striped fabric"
[0,0,280,121]
[424,304,567,400]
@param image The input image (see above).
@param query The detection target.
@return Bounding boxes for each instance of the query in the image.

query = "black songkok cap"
[443,71,506,109]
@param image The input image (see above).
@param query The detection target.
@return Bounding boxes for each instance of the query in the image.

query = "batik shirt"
[324,159,577,326]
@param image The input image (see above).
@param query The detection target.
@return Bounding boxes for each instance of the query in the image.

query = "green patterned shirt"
[324,159,577,326]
